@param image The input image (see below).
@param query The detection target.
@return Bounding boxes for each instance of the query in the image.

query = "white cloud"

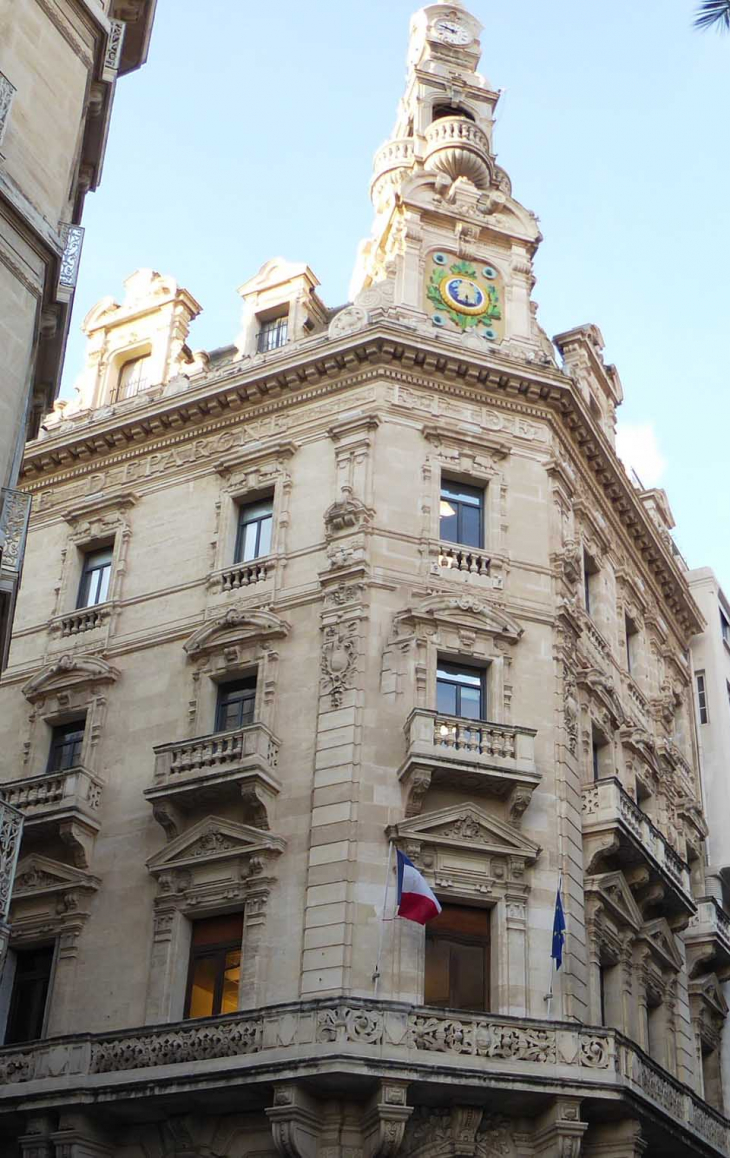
[616,422,668,489]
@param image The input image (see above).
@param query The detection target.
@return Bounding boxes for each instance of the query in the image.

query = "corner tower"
[352,2,553,364]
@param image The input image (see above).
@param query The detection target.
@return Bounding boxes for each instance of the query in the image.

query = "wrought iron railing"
[0,487,31,576]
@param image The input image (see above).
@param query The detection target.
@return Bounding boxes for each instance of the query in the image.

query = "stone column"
[582,1119,646,1158]
[533,1098,587,1158]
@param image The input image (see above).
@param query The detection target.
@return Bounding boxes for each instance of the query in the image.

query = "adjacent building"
[0,0,157,665]
[0,2,727,1155]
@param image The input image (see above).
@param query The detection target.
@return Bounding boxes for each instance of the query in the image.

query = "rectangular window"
[425,904,490,1012]
[257,314,288,354]
[4,946,54,1044]
[583,550,598,617]
[436,662,484,721]
[47,720,85,772]
[696,672,709,725]
[234,497,273,564]
[592,728,608,782]
[77,546,113,608]
[439,481,483,549]
[215,677,256,732]
[721,609,730,645]
[184,912,243,1019]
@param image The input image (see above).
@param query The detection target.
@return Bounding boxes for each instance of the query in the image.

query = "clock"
[433,19,471,46]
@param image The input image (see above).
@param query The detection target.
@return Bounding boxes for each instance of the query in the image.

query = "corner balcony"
[685,898,730,981]
[399,709,539,820]
[582,777,695,927]
[0,766,102,869]
[146,723,281,836]
[424,116,492,189]
[370,137,414,204]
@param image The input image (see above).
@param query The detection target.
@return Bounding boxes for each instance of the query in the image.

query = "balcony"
[685,898,730,981]
[54,603,111,637]
[0,999,725,1155]
[424,116,492,190]
[0,766,102,869]
[214,556,275,593]
[582,778,695,927]
[146,723,281,836]
[370,137,414,204]
[399,708,539,820]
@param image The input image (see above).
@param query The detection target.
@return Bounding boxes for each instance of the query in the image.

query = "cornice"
[20,322,701,637]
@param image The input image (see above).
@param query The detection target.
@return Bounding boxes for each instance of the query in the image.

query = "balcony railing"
[436,543,490,578]
[218,556,274,592]
[57,604,110,636]
[0,798,23,926]
[399,708,539,815]
[1,766,102,822]
[582,777,694,918]
[424,116,492,189]
[147,723,281,831]
[0,999,725,1154]
[370,137,414,202]
[685,897,730,976]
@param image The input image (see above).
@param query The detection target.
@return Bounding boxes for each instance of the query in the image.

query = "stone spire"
[350,2,554,365]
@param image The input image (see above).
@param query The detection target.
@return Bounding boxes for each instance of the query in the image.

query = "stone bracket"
[362,1080,413,1158]
[267,1084,322,1158]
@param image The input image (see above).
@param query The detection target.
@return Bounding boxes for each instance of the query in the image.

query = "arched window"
[113,354,151,402]
[431,103,475,124]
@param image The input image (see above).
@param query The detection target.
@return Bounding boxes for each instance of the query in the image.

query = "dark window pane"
[188,955,218,1019]
[5,946,54,1044]
[424,937,450,1006]
[441,482,482,506]
[460,504,482,548]
[451,941,486,1010]
[425,905,489,1012]
[436,680,457,716]
[48,721,85,772]
[192,912,244,946]
[439,501,458,543]
[216,679,256,732]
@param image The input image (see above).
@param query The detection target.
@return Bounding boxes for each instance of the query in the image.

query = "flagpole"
[372,839,395,995]
[544,870,563,1018]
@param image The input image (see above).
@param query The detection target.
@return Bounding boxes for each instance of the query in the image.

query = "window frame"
[439,479,484,550]
[436,660,486,722]
[696,672,709,725]
[113,354,151,402]
[46,718,86,772]
[234,496,274,565]
[76,545,113,609]
[183,913,244,1020]
[424,903,491,1013]
[720,608,730,646]
[583,549,599,618]
[215,676,257,733]
[3,944,55,1045]
[257,313,289,354]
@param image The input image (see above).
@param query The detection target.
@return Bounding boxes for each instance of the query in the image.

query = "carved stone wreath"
[321,620,358,708]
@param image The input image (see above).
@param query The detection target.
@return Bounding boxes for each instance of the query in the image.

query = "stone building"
[0,2,726,1155]
[686,567,730,1102]
[0,0,157,664]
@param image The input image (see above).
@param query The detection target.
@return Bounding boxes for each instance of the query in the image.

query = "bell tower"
[351,1,554,364]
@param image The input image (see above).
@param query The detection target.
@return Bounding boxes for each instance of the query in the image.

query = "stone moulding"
[0,998,726,1153]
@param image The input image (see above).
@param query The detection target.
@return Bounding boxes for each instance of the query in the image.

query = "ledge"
[1,766,102,869]
[0,998,725,1153]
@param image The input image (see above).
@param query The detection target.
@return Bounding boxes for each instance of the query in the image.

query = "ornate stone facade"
[0,2,724,1156]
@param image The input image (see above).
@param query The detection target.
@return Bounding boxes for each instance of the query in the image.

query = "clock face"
[433,19,471,46]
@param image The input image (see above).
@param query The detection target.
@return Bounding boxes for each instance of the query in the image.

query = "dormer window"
[257,312,288,354]
[113,354,151,402]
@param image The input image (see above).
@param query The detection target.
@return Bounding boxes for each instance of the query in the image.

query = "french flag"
[396,849,442,924]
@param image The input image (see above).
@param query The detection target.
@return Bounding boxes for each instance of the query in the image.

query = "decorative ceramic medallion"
[425,253,504,341]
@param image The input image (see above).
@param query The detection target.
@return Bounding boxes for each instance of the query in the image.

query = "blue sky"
[63,0,730,589]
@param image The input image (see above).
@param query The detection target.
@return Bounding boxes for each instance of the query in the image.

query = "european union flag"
[551,884,566,970]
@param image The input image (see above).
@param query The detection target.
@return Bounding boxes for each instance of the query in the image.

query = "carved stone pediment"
[184,606,290,658]
[577,667,625,728]
[585,871,642,933]
[22,654,120,703]
[690,972,729,1022]
[10,854,100,950]
[323,489,374,540]
[389,803,540,862]
[147,814,285,875]
[640,917,683,973]
[621,724,658,769]
[12,853,100,899]
[394,594,522,645]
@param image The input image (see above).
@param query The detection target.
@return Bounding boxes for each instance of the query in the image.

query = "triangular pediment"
[389,803,540,862]
[184,606,290,658]
[22,654,120,703]
[147,815,285,873]
[586,871,642,932]
[690,972,729,1018]
[641,917,683,973]
[12,854,100,896]
[396,595,522,644]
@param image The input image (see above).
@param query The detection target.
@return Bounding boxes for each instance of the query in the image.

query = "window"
[77,546,113,608]
[583,550,598,617]
[439,481,483,549]
[696,672,709,725]
[114,354,151,402]
[592,728,609,782]
[4,946,54,1044]
[215,677,256,732]
[235,497,273,563]
[625,615,638,675]
[425,904,490,1012]
[436,662,484,721]
[257,313,288,354]
[721,609,730,646]
[47,720,85,772]
[184,913,243,1019]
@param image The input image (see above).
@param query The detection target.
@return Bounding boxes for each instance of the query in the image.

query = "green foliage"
[427,261,502,333]
[694,0,730,31]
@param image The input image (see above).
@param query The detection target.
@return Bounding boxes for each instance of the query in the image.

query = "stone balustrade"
[400,708,539,812]
[218,556,274,592]
[57,604,109,636]
[424,116,492,188]
[436,542,490,578]
[685,897,730,974]
[1,766,102,821]
[582,777,694,917]
[370,138,414,202]
[147,723,281,829]
[0,998,725,1152]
